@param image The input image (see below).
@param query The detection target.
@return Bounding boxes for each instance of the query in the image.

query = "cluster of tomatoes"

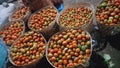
[47,29,91,68]
[10,31,46,65]
[0,21,24,45]
[11,6,30,20]
[2,0,119,67]
[96,0,120,26]
[29,6,57,31]
[59,7,92,28]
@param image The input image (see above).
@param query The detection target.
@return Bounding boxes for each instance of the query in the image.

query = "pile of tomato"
[29,6,57,31]
[96,0,120,26]
[10,31,46,65]
[1,1,115,67]
[11,6,30,20]
[59,7,92,28]
[0,21,24,45]
[47,29,91,68]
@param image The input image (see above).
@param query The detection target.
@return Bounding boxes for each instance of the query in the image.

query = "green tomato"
[61,46,65,49]
[59,55,62,59]
[53,44,57,48]
[75,20,79,23]
[78,40,82,43]
[30,55,32,60]
[101,2,107,7]
[32,55,35,59]
[69,11,75,14]
[78,43,81,49]
[58,60,62,63]
[109,17,113,20]
[80,51,84,55]
[20,48,26,53]
[71,25,75,28]
[75,33,79,36]
[43,22,47,26]
[81,46,86,51]
[84,45,88,49]
[48,53,53,58]
[114,15,119,19]
[107,19,112,23]
[68,60,72,63]
[57,40,62,44]
[28,31,34,35]
[104,19,108,23]
[11,47,17,52]
[63,35,68,39]
[32,43,37,49]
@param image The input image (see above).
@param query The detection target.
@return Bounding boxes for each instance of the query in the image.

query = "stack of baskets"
[0,0,119,68]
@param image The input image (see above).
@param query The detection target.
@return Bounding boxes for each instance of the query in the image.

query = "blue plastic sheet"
[57,4,64,12]
[0,38,8,68]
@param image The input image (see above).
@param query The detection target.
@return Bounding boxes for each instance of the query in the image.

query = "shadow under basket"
[97,21,120,38]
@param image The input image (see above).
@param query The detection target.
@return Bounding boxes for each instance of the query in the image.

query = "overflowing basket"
[57,2,95,32]
[0,20,25,46]
[96,0,120,37]
[46,28,92,68]
[9,31,47,68]
[28,5,60,40]
[9,6,31,22]
[28,6,58,32]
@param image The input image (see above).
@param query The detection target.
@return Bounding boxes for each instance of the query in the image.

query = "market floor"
[98,36,120,68]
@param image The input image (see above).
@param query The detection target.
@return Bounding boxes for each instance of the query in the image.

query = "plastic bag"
[0,38,8,68]
[0,3,15,14]
[0,3,15,26]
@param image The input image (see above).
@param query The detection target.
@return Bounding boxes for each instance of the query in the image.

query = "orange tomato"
[63,59,68,65]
